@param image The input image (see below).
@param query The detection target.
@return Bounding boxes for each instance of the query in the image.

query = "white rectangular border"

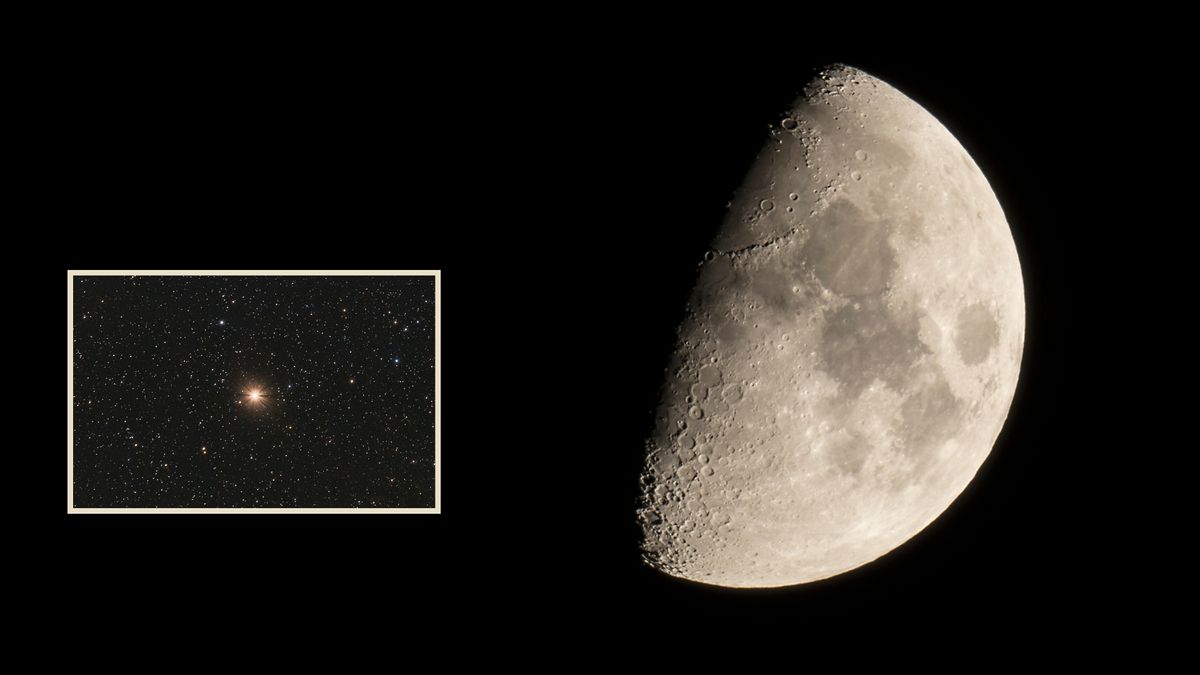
[67,269,441,514]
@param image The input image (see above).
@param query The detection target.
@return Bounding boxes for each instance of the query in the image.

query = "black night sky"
[71,275,436,508]
[45,40,1085,634]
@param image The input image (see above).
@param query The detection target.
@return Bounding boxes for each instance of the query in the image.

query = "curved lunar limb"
[637,64,1024,588]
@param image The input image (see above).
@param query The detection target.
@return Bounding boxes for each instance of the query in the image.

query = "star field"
[71,275,436,508]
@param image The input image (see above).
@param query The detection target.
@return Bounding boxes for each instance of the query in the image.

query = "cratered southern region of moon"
[636,64,1025,588]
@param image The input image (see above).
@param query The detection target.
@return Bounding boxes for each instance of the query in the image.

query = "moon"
[637,64,1024,588]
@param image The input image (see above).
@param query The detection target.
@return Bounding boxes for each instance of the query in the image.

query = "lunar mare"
[637,65,1024,588]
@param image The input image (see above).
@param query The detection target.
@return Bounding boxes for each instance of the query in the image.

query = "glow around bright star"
[242,387,267,408]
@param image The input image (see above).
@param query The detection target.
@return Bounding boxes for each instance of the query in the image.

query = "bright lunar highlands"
[637,65,1024,587]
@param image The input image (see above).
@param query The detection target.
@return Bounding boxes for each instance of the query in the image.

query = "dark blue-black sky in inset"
[72,274,436,508]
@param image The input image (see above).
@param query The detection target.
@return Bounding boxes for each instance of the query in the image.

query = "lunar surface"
[637,65,1024,588]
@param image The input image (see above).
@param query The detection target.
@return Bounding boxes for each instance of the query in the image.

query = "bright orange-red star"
[242,387,268,407]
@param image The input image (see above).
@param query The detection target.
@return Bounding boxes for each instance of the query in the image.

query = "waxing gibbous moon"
[637,64,1024,588]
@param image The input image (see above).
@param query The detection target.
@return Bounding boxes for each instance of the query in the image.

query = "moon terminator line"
[637,64,1025,588]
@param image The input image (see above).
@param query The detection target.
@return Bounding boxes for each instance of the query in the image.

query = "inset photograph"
[68,270,439,513]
